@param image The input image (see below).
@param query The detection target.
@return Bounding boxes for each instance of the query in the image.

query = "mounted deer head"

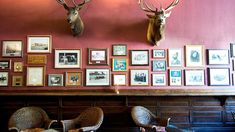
[138,0,179,46]
[56,0,90,36]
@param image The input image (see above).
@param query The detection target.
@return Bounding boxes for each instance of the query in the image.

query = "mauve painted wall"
[0,0,234,89]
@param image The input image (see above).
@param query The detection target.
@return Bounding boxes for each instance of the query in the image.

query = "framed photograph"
[14,62,23,72]
[152,60,166,71]
[130,50,149,66]
[0,72,8,86]
[2,40,23,57]
[185,69,205,86]
[152,49,165,58]
[112,73,127,86]
[152,73,167,86]
[185,45,204,67]
[12,75,23,87]
[65,72,82,86]
[207,49,229,65]
[48,74,64,86]
[54,49,81,68]
[168,48,182,67]
[169,69,182,86]
[27,55,47,65]
[230,43,235,57]
[112,58,128,71]
[0,60,11,70]
[27,35,52,53]
[112,44,127,56]
[88,48,109,65]
[208,68,230,86]
[86,68,110,86]
[26,66,45,86]
[130,69,149,86]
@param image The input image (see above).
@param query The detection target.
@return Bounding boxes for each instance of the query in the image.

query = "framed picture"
[86,68,110,86]
[185,45,204,67]
[27,55,47,65]
[152,49,165,58]
[48,74,64,86]
[26,66,45,86]
[152,73,167,86]
[152,60,166,71]
[54,49,81,68]
[130,69,149,86]
[14,62,23,72]
[27,35,52,53]
[2,40,23,57]
[112,58,128,71]
[112,44,127,56]
[168,48,182,67]
[207,49,229,65]
[208,68,230,86]
[0,72,8,86]
[185,69,205,86]
[233,74,235,86]
[233,60,235,71]
[12,75,23,87]
[0,60,11,70]
[130,50,149,66]
[65,72,82,86]
[230,43,235,57]
[169,69,182,86]
[112,73,127,86]
[88,48,109,65]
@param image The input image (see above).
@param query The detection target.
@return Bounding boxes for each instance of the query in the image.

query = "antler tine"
[56,0,69,10]
[72,0,90,7]
[165,0,179,12]
[138,0,155,13]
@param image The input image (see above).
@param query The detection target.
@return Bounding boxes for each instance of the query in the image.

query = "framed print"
[0,60,11,70]
[152,60,166,71]
[27,55,47,65]
[130,50,149,66]
[65,72,82,86]
[230,43,235,57]
[112,44,127,56]
[152,49,165,58]
[88,48,109,65]
[208,68,230,86]
[233,74,235,86]
[14,62,23,72]
[152,73,167,86]
[168,48,182,67]
[130,69,149,86]
[48,74,64,86]
[27,35,52,53]
[207,49,229,65]
[112,73,127,86]
[0,72,8,86]
[169,69,182,86]
[185,69,205,86]
[2,40,23,57]
[55,49,81,68]
[233,60,235,71]
[86,68,110,86]
[12,75,23,87]
[185,45,204,67]
[112,58,128,71]
[26,66,45,86]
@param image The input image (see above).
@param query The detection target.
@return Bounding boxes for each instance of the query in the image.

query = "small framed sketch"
[27,35,52,53]
[169,69,182,86]
[48,74,64,87]
[208,68,230,86]
[168,48,182,67]
[230,43,235,57]
[207,49,229,65]
[112,58,128,71]
[112,44,127,56]
[26,66,45,86]
[14,62,23,72]
[152,49,165,58]
[185,45,204,67]
[27,55,47,65]
[152,73,167,86]
[12,76,23,87]
[0,72,8,86]
[130,50,149,66]
[54,49,81,68]
[86,68,110,86]
[185,69,205,86]
[88,48,109,65]
[2,40,23,57]
[0,60,11,70]
[65,72,82,86]
[112,73,127,86]
[130,69,149,86]
[152,60,166,71]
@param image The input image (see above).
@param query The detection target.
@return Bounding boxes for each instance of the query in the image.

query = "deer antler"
[138,0,155,13]
[165,0,179,12]
[73,0,90,10]
[56,0,70,10]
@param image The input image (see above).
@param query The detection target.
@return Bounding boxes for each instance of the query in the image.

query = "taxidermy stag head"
[138,0,179,46]
[56,0,90,36]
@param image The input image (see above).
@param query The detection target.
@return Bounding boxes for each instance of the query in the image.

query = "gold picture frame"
[14,62,23,72]
[65,72,82,86]
[27,55,47,65]
[12,75,23,87]
[27,35,52,53]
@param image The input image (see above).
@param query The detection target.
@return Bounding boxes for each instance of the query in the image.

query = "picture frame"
[207,49,230,65]
[152,60,166,71]
[130,50,149,66]
[233,74,235,86]
[230,43,235,57]
[0,60,11,70]
[112,73,127,86]
[27,35,52,53]
[13,62,23,72]
[26,66,45,86]
[12,75,23,87]
[88,48,109,65]
[184,69,205,86]
[48,74,64,87]
[2,40,23,57]
[65,72,82,86]
[152,49,165,58]
[130,69,149,86]
[152,73,167,86]
[54,49,82,68]
[0,72,8,86]
[168,48,182,67]
[208,68,230,86]
[27,55,47,65]
[185,45,204,67]
[86,68,110,86]
[112,44,127,56]
[169,69,182,86]
[112,58,128,71]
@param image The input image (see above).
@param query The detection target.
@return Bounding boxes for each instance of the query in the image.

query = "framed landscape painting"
[27,35,52,53]
[86,68,110,86]
[2,40,23,57]
[185,45,204,67]
[0,60,11,70]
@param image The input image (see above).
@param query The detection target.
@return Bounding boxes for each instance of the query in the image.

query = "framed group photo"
[152,73,167,86]
[112,44,127,56]
[130,50,149,66]
[168,48,182,67]
[26,66,45,86]
[112,73,127,86]
[88,48,109,65]
[185,69,205,86]
[207,49,229,65]
[112,58,128,71]
[86,68,110,86]
[130,69,149,86]
[185,45,204,67]
[0,72,8,86]
[27,35,52,53]
[2,40,23,57]
[65,72,82,86]
[208,68,230,86]
[169,69,182,86]
[48,74,64,86]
